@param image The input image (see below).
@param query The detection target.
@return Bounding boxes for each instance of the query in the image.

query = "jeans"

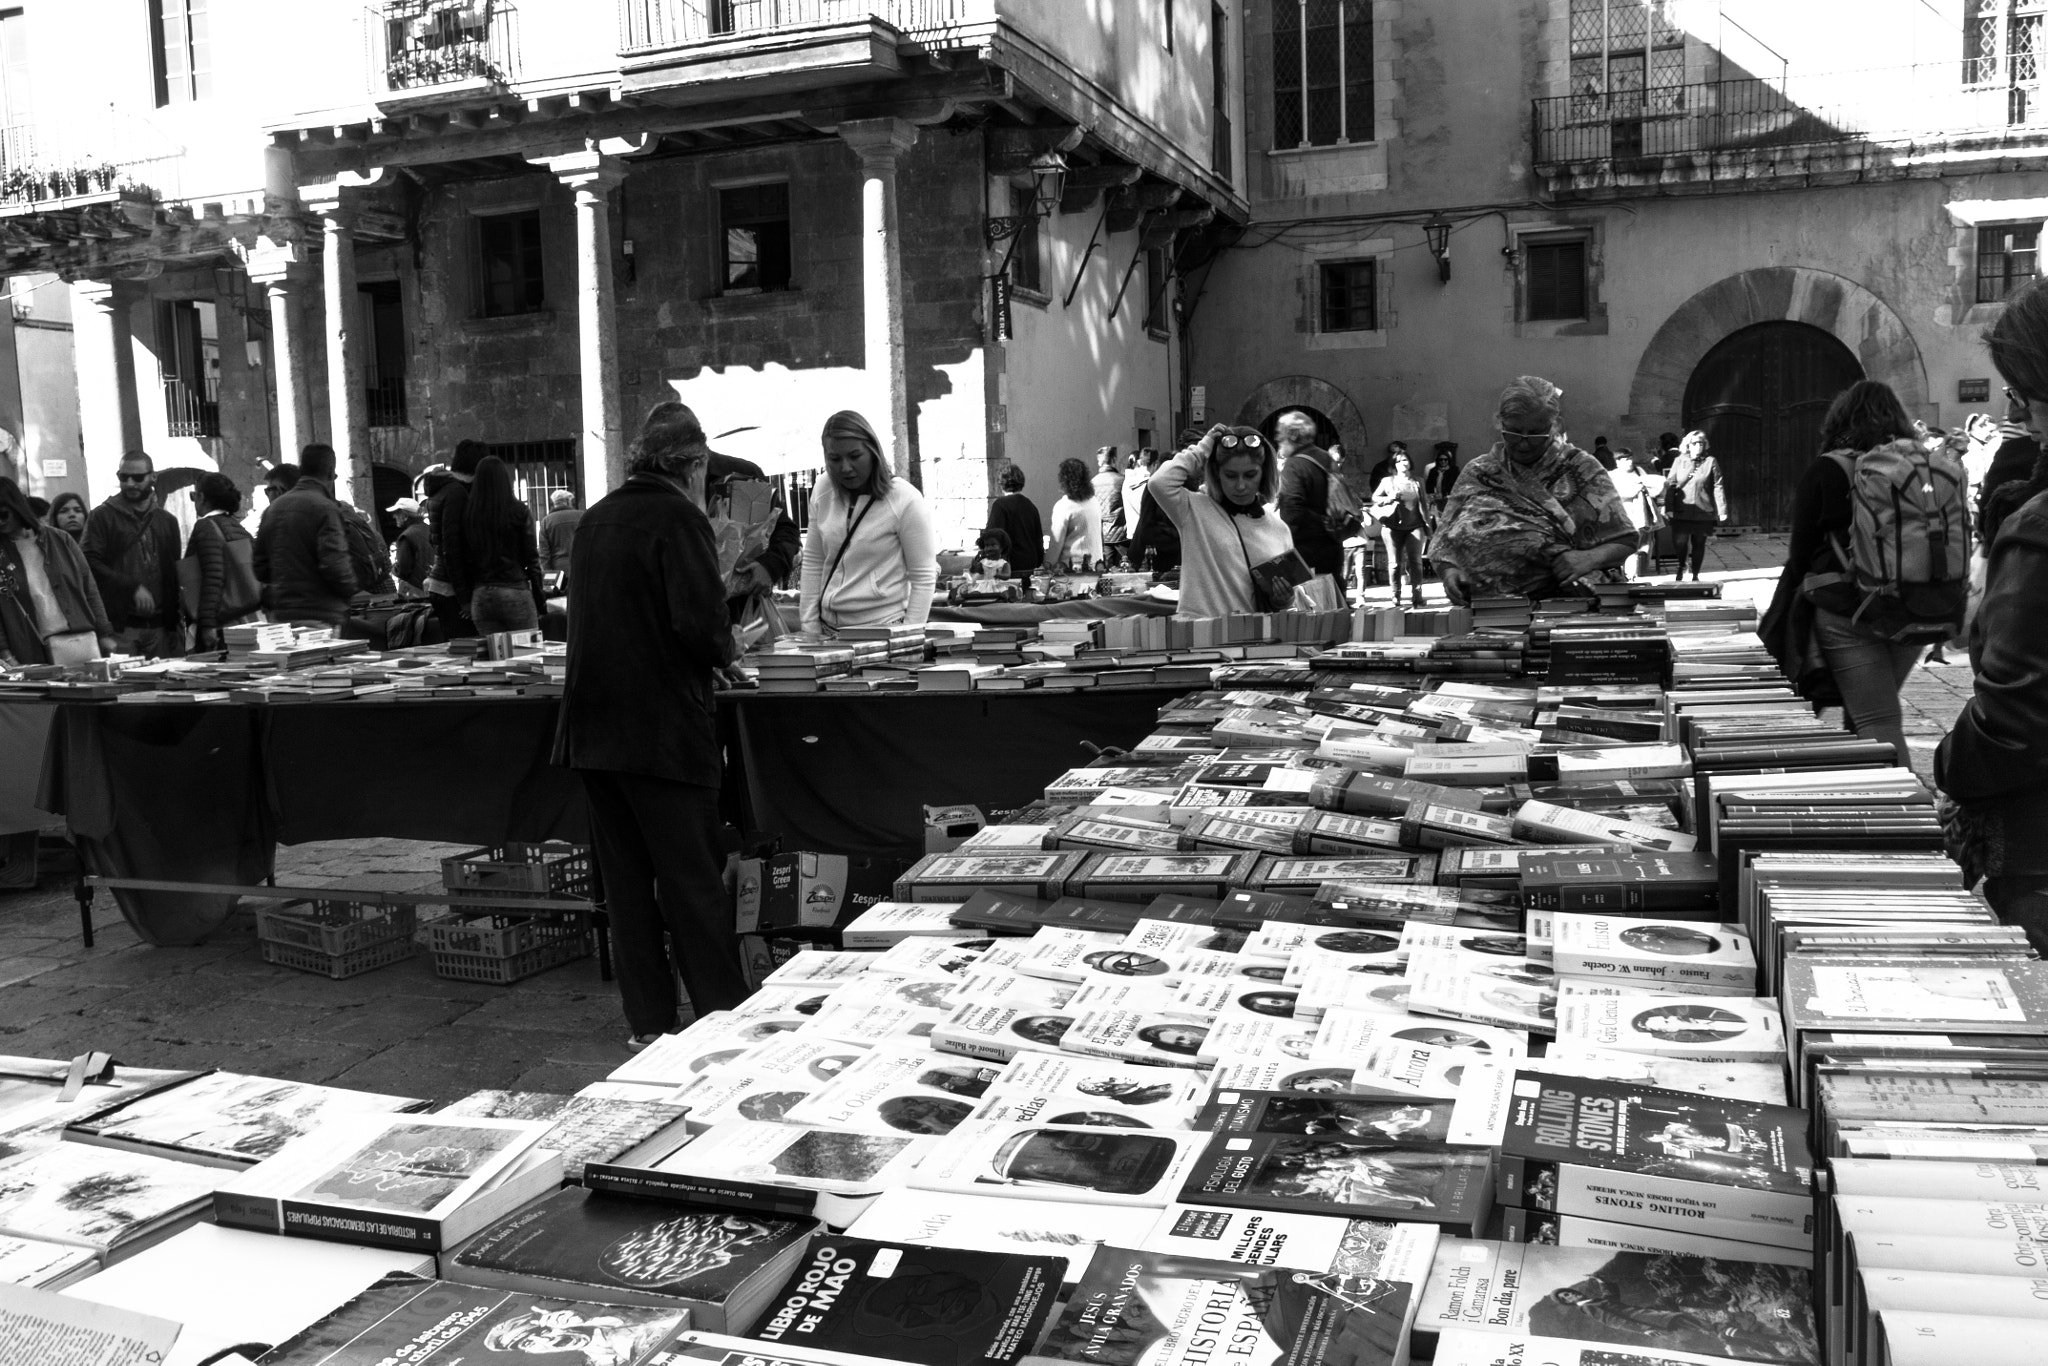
[1381,529,1424,597]
[1812,607,1923,764]
[579,769,749,1034]
[470,583,538,634]
[1672,525,1710,577]
[114,624,179,658]
[1985,875,2048,956]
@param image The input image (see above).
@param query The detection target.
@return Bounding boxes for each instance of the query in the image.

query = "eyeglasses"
[1219,433,1262,449]
[2007,385,2034,408]
[116,472,150,483]
[1498,427,1552,444]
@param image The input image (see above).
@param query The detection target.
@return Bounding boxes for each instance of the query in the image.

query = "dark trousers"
[577,769,748,1033]
[428,591,477,639]
[1987,875,2048,957]
[1673,525,1711,576]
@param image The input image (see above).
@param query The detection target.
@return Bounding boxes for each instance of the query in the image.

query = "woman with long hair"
[45,491,87,544]
[185,472,259,650]
[1046,455,1103,571]
[1760,380,1926,760]
[0,476,110,665]
[1939,277,2048,952]
[1369,448,1428,608]
[460,455,539,633]
[1147,423,1302,616]
[797,410,936,636]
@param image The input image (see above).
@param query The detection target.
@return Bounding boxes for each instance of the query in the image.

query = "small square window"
[1979,222,2040,304]
[477,210,545,317]
[1526,239,1589,320]
[722,183,791,294]
[1007,184,1043,296]
[1319,260,1377,333]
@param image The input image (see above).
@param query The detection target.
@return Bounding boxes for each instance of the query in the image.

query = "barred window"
[1978,223,2040,303]
[1319,260,1376,333]
[1568,0,1683,119]
[1273,0,1373,149]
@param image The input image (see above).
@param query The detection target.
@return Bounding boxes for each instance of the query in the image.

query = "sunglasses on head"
[1219,433,1262,449]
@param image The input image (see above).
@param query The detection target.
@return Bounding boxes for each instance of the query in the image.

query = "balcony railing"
[164,376,221,440]
[0,114,182,211]
[374,0,520,93]
[1535,65,2048,172]
[619,0,973,53]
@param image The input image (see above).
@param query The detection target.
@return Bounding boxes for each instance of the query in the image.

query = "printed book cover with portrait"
[1415,1237,1818,1364]
[747,1234,1062,1366]
[1022,1244,1410,1366]
[257,1271,690,1365]
[1178,1132,1494,1234]
[445,1186,818,1333]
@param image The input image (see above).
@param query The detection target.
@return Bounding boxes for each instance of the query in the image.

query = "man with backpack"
[1760,381,1970,763]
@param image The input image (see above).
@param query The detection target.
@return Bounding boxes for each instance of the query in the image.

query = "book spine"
[582,1164,821,1217]
[279,1199,439,1251]
[211,1189,281,1232]
[1538,1163,1814,1247]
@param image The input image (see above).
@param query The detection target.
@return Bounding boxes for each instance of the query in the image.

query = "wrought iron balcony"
[1534,66,2048,192]
[618,0,973,53]
[376,0,520,96]
[0,117,181,211]
[163,375,221,440]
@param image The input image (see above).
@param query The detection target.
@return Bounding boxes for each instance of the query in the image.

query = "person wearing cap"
[537,489,583,573]
[798,410,937,636]
[554,402,749,1045]
[1428,376,1637,604]
[387,495,435,596]
[1149,423,1302,616]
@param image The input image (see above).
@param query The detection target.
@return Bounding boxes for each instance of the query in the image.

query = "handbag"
[45,630,101,666]
[178,519,261,623]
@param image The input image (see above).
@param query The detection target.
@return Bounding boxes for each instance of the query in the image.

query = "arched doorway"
[1682,321,1862,529]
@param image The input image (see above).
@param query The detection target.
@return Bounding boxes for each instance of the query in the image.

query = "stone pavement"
[0,533,1976,1100]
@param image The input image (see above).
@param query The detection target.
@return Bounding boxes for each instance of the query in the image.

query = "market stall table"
[18,683,1190,946]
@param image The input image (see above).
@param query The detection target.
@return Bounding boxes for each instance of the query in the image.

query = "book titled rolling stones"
[1022,1244,1411,1366]
[747,1234,1063,1366]
[1495,1072,1817,1251]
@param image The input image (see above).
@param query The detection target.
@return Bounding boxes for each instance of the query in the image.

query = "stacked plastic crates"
[256,898,418,979]
[431,842,593,984]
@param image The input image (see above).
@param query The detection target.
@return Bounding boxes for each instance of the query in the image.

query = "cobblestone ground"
[0,534,1973,1096]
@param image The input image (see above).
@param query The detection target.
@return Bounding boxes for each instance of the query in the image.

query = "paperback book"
[62,1071,427,1169]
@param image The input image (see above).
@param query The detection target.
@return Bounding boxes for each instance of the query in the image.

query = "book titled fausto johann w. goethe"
[1550,916,1756,991]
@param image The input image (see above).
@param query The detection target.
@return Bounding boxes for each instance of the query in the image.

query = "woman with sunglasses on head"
[1427,376,1638,605]
[1939,278,2048,953]
[1149,423,1302,616]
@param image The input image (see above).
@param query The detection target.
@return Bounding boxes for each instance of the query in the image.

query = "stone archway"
[1625,267,1928,449]
[1235,375,1370,467]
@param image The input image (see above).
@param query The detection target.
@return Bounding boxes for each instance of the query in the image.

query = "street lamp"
[1423,213,1452,283]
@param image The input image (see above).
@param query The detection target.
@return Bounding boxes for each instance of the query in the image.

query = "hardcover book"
[62,1071,427,1169]
[0,1231,95,1289]
[444,1186,819,1334]
[1428,1327,1733,1366]
[256,1271,690,1365]
[0,1142,216,1254]
[1496,1072,1816,1250]
[747,1234,1062,1366]
[436,1090,693,1180]
[620,1120,933,1225]
[1022,1244,1413,1366]
[910,1121,1209,1208]
[1414,1237,1817,1363]
[1178,1132,1495,1233]
[846,1188,1160,1284]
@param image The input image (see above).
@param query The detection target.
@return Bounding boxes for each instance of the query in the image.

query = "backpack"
[1801,440,1971,641]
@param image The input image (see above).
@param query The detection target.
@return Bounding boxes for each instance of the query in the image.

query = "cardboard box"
[733,851,850,933]
[924,804,988,853]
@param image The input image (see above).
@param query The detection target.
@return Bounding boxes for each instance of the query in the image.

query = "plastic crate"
[424,910,583,959]
[261,933,414,980]
[255,899,416,956]
[439,843,592,902]
[430,914,590,985]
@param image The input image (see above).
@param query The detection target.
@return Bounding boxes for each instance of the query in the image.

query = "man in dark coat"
[253,443,358,627]
[1274,410,1345,578]
[554,405,748,1044]
[387,497,436,593]
[83,450,183,656]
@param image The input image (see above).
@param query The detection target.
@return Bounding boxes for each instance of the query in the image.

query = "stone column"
[304,189,370,510]
[839,118,919,483]
[537,149,628,501]
[70,279,145,505]
[246,241,314,466]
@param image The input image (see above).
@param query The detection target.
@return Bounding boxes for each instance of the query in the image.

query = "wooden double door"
[1682,321,1863,529]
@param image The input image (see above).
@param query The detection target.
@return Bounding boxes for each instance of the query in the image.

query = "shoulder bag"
[818,494,879,631]
[1233,518,1314,612]
[178,518,262,623]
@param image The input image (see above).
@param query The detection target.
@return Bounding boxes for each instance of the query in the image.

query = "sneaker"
[625,1032,663,1051]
